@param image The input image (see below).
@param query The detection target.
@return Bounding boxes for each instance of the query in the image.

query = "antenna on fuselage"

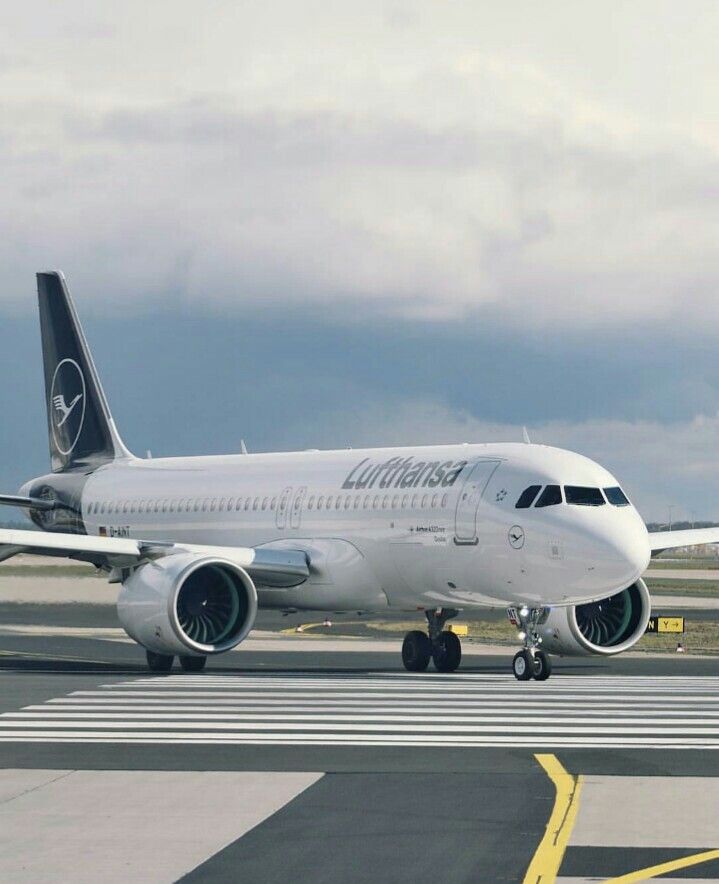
[240,439,248,455]
[522,427,531,444]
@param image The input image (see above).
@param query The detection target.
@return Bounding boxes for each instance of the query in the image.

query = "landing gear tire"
[146,650,174,673]
[179,655,207,673]
[512,649,533,681]
[402,630,432,672]
[432,630,462,673]
[532,650,552,681]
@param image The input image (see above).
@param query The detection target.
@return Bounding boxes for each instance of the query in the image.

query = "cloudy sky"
[1,1,718,521]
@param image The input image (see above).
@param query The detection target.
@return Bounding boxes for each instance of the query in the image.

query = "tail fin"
[37,271,132,472]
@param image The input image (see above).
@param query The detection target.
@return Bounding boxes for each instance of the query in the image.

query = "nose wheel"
[401,608,462,673]
[513,648,552,681]
[508,606,553,680]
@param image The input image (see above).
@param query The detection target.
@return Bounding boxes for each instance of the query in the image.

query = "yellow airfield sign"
[646,616,685,634]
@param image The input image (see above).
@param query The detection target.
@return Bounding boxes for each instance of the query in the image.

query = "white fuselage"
[79,442,650,613]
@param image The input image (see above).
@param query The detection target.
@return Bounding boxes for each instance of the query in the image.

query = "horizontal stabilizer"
[0,494,57,512]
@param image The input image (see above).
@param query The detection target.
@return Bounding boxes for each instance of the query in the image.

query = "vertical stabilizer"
[37,271,132,472]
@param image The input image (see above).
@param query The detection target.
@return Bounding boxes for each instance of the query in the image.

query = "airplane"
[1,271,717,680]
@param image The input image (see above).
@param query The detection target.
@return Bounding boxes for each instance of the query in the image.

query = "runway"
[1,624,719,882]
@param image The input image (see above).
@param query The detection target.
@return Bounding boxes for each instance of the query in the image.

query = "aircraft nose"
[591,515,651,589]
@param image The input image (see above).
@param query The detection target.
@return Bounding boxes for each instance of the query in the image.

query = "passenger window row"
[87,496,278,516]
[87,491,451,517]
[515,485,630,509]
[306,493,449,511]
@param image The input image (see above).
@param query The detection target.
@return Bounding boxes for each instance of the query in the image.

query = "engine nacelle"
[539,579,650,657]
[117,553,258,657]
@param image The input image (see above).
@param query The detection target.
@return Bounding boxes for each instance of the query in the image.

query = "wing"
[649,527,719,555]
[0,527,309,588]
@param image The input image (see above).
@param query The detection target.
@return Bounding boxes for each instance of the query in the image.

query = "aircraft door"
[454,460,501,544]
[276,486,292,529]
[290,486,307,529]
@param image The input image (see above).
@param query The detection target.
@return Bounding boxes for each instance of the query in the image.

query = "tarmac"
[1,570,719,883]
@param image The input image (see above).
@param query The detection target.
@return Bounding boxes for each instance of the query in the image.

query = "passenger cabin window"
[604,486,630,506]
[535,485,562,507]
[565,486,605,506]
[515,485,542,509]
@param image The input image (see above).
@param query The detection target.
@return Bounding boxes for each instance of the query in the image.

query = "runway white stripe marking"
[2,733,719,748]
[5,673,719,748]
[65,690,719,702]
[21,705,719,718]
[5,719,719,734]
[5,713,719,726]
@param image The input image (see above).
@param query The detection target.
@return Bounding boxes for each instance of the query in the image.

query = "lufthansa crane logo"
[508,525,525,549]
[50,359,86,456]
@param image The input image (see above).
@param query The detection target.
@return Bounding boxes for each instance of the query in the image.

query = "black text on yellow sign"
[645,616,685,634]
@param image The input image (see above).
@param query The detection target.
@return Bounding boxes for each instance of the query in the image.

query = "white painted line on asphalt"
[1,734,719,748]
[7,674,719,749]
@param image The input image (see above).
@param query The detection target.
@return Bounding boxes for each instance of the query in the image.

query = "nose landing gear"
[401,608,462,673]
[508,606,553,680]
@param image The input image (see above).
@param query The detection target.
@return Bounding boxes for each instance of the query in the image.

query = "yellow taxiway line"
[523,753,584,884]
[602,848,719,883]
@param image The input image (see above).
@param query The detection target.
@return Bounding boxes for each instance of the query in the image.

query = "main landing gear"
[402,608,462,673]
[145,650,207,673]
[508,606,552,681]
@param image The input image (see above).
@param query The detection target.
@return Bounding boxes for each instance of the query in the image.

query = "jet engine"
[117,553,257,657]
[539,578,650,657]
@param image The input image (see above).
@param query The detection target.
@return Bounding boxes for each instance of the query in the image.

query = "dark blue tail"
[37,271,132,472]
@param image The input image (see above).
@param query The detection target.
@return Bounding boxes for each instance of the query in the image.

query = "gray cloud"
[0,4,717,326]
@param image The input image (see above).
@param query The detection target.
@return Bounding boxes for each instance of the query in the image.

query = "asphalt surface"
[1,611,719,882]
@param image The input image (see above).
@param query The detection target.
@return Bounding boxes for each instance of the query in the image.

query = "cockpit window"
[604,486,630,506]
[535,485,562,507]
[565,486,605,506]
[515,485,542,508]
